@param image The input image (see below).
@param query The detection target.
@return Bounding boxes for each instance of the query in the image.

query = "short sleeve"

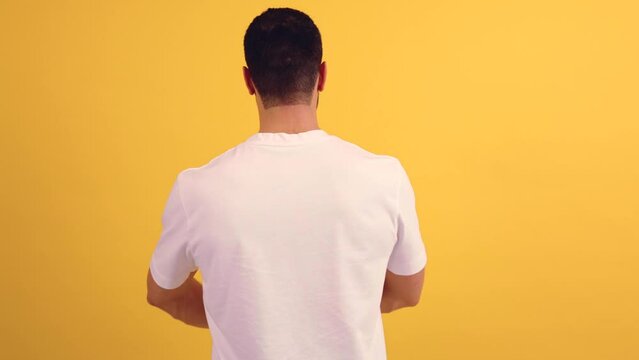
[387,160,428,276]
[149,172,198,289]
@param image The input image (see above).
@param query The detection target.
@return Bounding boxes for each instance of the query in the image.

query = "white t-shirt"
[149,128,427,360]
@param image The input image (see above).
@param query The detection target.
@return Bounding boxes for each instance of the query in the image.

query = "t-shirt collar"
[245,129,331,146]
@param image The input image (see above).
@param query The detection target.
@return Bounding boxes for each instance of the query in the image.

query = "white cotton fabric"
[149,128,427,360]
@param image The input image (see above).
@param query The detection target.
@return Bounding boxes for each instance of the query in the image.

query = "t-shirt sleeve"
[387,160,428,276]
[149,171,198,289]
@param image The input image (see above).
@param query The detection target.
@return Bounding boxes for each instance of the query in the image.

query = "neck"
[257,104,320,134]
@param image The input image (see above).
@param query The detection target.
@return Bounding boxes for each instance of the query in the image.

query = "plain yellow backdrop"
[1,0,638,359]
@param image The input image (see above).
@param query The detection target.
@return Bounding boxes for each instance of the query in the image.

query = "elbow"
[406,298,420,307]
[404,294,422,307]
[147,292,163,307]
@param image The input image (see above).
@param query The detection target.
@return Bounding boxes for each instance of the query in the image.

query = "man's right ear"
[243,66,256,95]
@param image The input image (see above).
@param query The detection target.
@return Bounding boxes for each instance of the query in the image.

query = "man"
[146,7,427,360]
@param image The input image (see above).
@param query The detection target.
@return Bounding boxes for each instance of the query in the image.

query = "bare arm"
[147,269,209,328]
[380,267,425,313]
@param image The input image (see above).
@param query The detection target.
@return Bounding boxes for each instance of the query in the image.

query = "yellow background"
[1,0,638,359]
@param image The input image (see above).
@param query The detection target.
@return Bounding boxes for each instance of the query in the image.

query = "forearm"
[159,278,209,328]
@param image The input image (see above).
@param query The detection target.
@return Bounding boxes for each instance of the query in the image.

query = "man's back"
[149,129,427,360]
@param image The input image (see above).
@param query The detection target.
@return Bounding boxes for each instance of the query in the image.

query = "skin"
[147,60,420,327]
[380,268,425,313]
[242,61,327,134]
[146,269,208,328]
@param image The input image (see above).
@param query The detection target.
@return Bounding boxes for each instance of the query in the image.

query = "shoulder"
[329,134,400,165]
[174,144,243,190]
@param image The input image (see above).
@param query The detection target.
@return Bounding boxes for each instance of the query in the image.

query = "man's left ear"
[317,61,326,92]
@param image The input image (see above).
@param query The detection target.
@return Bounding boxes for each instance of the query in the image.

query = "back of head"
[243,8,323,109]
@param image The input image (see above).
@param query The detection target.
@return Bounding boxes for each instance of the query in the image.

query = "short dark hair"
[243,8,323,109]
